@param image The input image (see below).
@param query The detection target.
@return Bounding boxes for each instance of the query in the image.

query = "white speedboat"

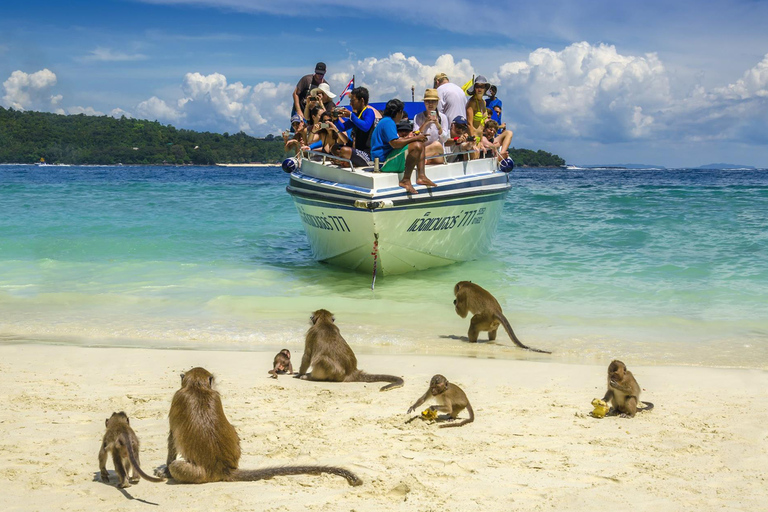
[285,151,512,279]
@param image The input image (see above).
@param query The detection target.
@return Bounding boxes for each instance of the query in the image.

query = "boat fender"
[281,157,300,173]
[499,158,514,173]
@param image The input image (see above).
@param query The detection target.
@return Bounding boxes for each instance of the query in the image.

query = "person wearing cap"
[283,114,308,153]
[485,85,503,126]
[433,72,467,129]
[303,82,336,121]
[413,88,450,165]
[370,99,436,194]
[292,62,329,120]
[466,75,490,140]
[444,116,477,162]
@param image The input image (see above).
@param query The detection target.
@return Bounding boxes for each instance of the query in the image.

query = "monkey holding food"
[268,349,294,378]
[298,309,404,391]
[453,281,551,353]
[159,367,362,486]
[602,360,654,418]
[99,411,165,488]
[407,374,474,428]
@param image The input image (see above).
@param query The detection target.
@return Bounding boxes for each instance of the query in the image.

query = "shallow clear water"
[1,165,766,368]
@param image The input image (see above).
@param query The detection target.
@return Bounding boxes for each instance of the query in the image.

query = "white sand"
[0,344,766,511]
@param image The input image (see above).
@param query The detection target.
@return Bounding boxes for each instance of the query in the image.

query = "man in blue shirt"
[485,85,503,125]
[370,99,435,194]
[333,87,376,165]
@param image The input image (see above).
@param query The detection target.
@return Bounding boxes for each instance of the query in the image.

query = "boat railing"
[302,148,493,173]
[301,149,358,172]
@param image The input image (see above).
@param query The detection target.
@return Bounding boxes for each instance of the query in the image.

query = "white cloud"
[68,106,105,116]
[2,69,61,111]
[137,96,183,122]
[110,108,134,118]
[80,47,148,62]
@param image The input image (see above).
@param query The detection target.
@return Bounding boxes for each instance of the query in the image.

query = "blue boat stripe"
[288,187,509,210]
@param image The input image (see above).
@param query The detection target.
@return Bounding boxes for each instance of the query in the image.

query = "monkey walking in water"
[407,375,474,428]
[159,367,362,486]
[99,411,165,488]
[298,309,404,391]
[602,360,654,418]
[453,281,551,354]
[268,349,294,378]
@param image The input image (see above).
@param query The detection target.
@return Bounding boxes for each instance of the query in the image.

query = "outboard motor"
[281,157,300,174]
[499,157,514,173]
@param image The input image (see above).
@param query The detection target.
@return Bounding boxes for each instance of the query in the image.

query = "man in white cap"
[433,72,467,128]
[293,62,329,120]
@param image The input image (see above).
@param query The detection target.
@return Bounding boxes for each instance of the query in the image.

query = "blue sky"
[2,0,768,167]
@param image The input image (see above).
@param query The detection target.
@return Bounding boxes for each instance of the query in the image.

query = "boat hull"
[287,157,511,275]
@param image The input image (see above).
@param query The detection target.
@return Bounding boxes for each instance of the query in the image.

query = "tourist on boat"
[333,86,376,164]
[283,114,308,154]
[485,85,504,128]
[480,119,513,160]
[292,62,329,120]
[413,88,450,165]
[466,75,490,141]
[307,111,349,156]
[444,116,477,162]
[303,83,336,121]
[370,99,436,194]
[434,72,467,126]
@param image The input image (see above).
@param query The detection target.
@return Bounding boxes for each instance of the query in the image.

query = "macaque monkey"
[298,309,404,391]
[602,360,654,418]
[268,349,294,378]
[99,411,165,488]
[160,367,361,486]
[453,281,551,353]
[407,374,474,428]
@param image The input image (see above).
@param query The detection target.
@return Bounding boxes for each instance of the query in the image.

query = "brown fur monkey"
[99,411,165,488]
[298,309,404,391]
[602,360,654,418]
[407,374,474,428]
[268,349,294,378]
[453,281,551,353]
[160,367,362,486]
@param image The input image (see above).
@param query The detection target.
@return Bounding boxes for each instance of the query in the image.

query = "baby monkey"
[99,411,165,488]
[602,360,654,418]
[268,349,294,378]
[407,374,474,428]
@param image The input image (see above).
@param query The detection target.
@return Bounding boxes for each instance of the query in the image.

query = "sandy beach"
[0,343,766,511]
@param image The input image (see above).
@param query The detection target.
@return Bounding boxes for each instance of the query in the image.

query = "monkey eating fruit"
[407,374,474,428]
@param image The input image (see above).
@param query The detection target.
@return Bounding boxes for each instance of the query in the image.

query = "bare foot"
[416,177,437,187]
[399,179,418,194]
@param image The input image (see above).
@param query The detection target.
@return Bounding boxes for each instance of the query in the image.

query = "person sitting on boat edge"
[370,98,436,194]
[444,116,477,162]
[413,88,450,165]
[307,111,349,156]
[332,86,376,167]
[283,114,308,154]
[481,119,513,160]
[466,75,490,141]
[292,62,329,121]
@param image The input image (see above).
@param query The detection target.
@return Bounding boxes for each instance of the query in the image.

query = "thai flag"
[336,77,354,105]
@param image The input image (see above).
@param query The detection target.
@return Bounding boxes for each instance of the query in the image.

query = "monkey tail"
[440,403,475,428]
[122,433,165,483]
[639,401,654,412]
[495,313,551,354]
[231,466,363,486]
[355,372,404,391]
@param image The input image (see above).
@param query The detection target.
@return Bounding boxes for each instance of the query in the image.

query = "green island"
[0,107,565,167]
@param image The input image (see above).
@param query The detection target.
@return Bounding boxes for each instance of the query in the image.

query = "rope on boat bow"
[370,233,379,290]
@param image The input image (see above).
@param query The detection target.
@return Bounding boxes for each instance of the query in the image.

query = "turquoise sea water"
[1,164,766,368]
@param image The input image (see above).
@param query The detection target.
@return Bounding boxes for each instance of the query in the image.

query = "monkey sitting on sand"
[268,349,294,378]
[159,367,362,486]
[602,360,654,418]
[453,281,551,353]
[298,309,404,391]
[407,375,474,428]
[99,411,165,488]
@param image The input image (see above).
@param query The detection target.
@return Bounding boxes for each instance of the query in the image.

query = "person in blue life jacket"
[332,87,376,167]
[370,99,436,194]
